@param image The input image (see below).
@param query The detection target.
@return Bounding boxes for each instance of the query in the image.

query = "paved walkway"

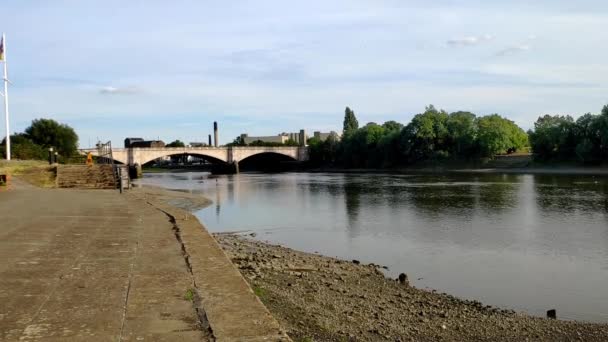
[0,179,289,341]
[0,181,207,341]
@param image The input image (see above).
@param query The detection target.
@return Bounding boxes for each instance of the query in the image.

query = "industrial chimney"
[208,134,212,146]
[213,122,219,147]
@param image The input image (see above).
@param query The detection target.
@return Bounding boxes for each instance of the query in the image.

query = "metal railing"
[96,141,123,190]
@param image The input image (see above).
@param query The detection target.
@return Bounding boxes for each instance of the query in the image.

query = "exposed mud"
[216,234,608,342]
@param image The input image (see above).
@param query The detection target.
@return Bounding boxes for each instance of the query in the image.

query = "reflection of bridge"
[80,146,309,166]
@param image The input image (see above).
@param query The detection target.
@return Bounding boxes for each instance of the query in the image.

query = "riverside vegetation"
[305,104,608,168]
[0,118,78,161]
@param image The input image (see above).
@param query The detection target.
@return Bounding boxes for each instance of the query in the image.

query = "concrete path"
[0,181,208,341]
[0,179,290,341]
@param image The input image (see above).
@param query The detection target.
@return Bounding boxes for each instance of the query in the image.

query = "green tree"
[1,134,47,160]
[284,139,300,146]
[528,115,576,160]
[308,133,340,166]
[382,120,404,132]
[402,105,450,161]
[226,135,246,146]
[166,139,186,147]
[447,111,477,156]
[24,119,78,157]
[476,114,527,157]
[343,106,359,136]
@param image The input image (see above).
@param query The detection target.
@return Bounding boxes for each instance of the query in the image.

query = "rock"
[547,309,557,319]
[398,273,408,285]
[352,259,360,265]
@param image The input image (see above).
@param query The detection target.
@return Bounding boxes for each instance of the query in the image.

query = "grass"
[0,160,56,188]
[252,284,267,299]
[297,338,314,342]
[184,288,195,302]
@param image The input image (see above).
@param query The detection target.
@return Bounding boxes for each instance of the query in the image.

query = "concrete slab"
[0,183,207,341]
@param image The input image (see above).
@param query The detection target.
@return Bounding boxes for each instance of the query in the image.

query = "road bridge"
[80,146,309,167]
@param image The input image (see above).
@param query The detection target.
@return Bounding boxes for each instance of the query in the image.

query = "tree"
[382,120,403,132]
[166,139,186,147]
[528,115,576,160]
[403,105,450,161]
[225,135,246,147]
[284,139,300,146]
[1,134,47,160]
[24,119,78,157]
[447,111,477,156]
[476,114,527,157]
[343,106,359,136]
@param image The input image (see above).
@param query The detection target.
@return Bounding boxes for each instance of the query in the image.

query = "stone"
[398,273,408,285]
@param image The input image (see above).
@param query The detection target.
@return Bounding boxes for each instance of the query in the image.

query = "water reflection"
[135,171,608,322]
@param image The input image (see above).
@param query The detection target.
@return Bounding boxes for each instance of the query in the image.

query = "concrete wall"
[242,135,288,145]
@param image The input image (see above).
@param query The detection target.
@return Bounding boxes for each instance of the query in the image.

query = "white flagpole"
[2,33,10,160]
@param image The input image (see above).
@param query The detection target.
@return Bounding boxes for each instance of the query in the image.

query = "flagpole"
[2,33,10,160]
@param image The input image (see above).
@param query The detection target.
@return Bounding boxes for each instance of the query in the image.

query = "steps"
[57,165,117,189]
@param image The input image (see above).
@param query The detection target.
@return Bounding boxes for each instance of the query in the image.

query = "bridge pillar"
[129,163,142,179]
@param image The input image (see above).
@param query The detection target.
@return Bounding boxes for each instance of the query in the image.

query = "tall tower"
[213,122,219,147]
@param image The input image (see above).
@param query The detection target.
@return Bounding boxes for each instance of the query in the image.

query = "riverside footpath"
[0,179,289,341]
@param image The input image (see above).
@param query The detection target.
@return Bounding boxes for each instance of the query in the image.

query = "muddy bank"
[215,233,608,342]
[130,185,212,211]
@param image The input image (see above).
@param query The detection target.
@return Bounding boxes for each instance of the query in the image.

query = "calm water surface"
[136,172,608,322]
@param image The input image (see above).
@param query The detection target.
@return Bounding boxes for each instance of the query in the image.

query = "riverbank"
[307,165,608,176]
[215,233,608,341]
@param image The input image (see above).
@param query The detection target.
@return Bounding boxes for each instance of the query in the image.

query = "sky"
[2,0,608,146]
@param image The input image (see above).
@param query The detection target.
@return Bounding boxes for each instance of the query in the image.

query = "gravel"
[215,233,608,342]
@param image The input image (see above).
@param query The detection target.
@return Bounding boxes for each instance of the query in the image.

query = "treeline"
[0,119,78,160]
[308,105,529,168]
[529,105,608,163]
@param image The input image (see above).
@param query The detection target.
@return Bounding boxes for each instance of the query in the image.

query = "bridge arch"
[130,147,229,166]
[231,147,301,163]
[139,152,227,166]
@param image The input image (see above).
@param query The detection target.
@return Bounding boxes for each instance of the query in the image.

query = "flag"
[0,36,3,61]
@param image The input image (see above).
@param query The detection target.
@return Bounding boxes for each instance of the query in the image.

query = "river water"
[135,171,608,323]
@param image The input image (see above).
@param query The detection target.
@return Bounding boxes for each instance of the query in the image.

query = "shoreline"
[215,233,608,341]
[139,184,608,340]
[142,165,608,177]
[305,166,608,176]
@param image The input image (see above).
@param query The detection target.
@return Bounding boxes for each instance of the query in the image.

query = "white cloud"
[447,34,494,47]
[99,86,141,95]
[495,35,536,56]
[495,44,530,56]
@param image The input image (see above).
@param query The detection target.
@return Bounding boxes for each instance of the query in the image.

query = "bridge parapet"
[79,146,309,166]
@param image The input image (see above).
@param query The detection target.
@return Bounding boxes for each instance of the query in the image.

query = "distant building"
[189,142,207,147]
[130,140,166,148]
[240,130,309,145]
[124,137,144,148]
[313,131,341,141]
[241,134,287,145]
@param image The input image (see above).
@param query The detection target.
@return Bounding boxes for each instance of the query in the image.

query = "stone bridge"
[80,146,309,166]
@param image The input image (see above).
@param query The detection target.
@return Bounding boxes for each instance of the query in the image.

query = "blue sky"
[2,0,608,146]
